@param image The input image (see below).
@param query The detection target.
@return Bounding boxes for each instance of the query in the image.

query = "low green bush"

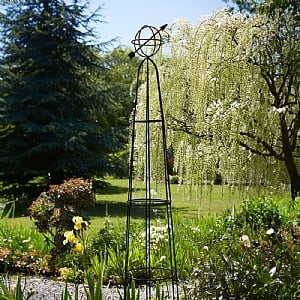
[185,197,300,299]
[232,197,282,230]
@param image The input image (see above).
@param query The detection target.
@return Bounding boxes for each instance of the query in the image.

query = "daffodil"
[73,242,84,254]
[72,216,88,231]
[63,230,77,245]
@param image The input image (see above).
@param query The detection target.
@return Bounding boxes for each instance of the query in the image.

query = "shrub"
[0,223,51,275]
[27,178,95,267]
[187,226,300,299]
[224,197,282,231]
[186,199,300,299]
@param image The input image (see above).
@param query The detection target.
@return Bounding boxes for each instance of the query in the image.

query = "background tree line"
[0,0,299,203]
[0,0,139,202]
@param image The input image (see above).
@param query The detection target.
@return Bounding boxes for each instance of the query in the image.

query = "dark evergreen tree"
[0,0,116,198]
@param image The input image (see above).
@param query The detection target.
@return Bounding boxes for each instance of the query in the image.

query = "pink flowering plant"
[27,178,95,271]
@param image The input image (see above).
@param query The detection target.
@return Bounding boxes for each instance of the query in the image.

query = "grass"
[95,177,290,215]
[96,178,242,214]
[0,178,291,238]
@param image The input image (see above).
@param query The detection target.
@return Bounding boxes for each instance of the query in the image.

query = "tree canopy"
[135,8,300,200]
[0,0,119,197]
[223,0,300,17]
[99,47,140,178]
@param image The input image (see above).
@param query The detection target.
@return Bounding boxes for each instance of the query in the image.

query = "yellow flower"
[73,242,84,254]
[72,216,88,231]
[63,230,77,245]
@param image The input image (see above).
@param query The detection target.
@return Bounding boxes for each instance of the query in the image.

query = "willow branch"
[168,115,210,139]
[239,131,284,161]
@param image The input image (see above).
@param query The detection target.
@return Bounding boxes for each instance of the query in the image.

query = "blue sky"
[88,0,228,47]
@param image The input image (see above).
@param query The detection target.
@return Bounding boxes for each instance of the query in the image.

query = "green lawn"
[95,178,243,216]
[0,177,290,237]
[95,177,290,216]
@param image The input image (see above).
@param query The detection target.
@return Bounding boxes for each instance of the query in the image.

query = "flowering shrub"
[27,178,95,269]
[26,193,56,233]
[140,225,169,249]
[48,178,95,208]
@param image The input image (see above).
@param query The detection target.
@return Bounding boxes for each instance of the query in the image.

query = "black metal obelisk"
[124,24,178,299]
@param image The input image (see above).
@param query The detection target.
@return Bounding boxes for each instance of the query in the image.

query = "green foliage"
[186,226,300,299]
[60,285,73,300]
[91,214,126,255]
[227,198,282,231]
[0,276,34,300]
[0,222,50,275]
[76,198,300,298]
[1,183,299,299]
[0,205,49,275]
[124,279,140,300]
[58,266,84,283]
[185,199,300,299]
[0,223,47,254]
[224,0,300,17]
[99,47,141,178]
[109,149,130,178]
[84,271,104,300]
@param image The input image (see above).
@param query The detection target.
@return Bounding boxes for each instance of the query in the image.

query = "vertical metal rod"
[124,59,144,296]
[145,57,151,299]
[151,57,179,298]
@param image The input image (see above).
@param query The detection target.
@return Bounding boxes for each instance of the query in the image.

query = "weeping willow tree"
[134,9,300,200]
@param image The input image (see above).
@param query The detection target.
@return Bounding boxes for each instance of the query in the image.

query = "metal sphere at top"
[129,24,167,59]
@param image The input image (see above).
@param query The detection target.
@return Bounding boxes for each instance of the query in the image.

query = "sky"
[88,0,228,47]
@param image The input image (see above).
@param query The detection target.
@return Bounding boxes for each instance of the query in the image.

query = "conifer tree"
[0,0,115,197]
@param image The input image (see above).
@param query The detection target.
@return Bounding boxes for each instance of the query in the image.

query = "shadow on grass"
[86,201,161,220]
[6,179,195,219]
[96,184,128,195]
[2,201,31,218]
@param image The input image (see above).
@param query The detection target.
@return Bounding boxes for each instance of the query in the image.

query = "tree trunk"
[286,161,300,201]
[280,116,300,201]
